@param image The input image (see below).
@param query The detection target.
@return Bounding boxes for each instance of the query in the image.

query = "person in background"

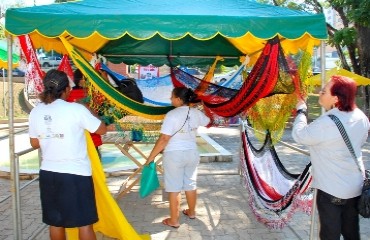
[145,87,210,228]
[292,75,369,240]
[29,69,107,240]
[66,69,103,159]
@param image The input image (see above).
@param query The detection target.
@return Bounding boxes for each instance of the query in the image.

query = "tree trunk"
[357,25,370,116]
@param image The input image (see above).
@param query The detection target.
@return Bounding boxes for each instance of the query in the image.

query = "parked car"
[0,68,25,77]
[39,56,62,68]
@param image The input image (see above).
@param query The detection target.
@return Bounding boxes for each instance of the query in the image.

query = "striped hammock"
[240,124,313,229]
[60,37,174,121]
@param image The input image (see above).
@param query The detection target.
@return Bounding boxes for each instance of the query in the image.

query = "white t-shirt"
[161,106,210,152]
[292,107,370,199]
[29,99,102,176]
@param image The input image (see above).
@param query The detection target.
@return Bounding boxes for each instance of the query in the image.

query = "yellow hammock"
[66,132,150,240]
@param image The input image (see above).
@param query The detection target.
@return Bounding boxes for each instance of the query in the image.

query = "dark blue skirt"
[39,170,98,227]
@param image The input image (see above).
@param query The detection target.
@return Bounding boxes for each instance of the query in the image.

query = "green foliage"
[329,0,370,27]
[257,0,308,11]
[329,27,357,47]
[348,1,370,27]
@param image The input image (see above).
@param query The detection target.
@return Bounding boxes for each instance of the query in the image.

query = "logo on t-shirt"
[44,115,52,125]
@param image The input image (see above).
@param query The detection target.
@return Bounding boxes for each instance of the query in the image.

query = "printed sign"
[138,64,159,80]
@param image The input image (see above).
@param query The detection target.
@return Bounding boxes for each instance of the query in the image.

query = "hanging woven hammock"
[240,124,313,229]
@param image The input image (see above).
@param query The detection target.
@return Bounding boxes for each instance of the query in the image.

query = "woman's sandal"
[182,209,196,219]
[162,218,180,228]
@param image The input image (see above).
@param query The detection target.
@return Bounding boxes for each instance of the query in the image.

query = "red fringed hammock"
[170,37,300,120]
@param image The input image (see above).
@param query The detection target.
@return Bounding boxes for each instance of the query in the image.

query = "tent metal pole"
[320,41,326,115]
[7,35,22,240]
[309,40,327,240]
[2,69,5,117]
[309,188,318,240]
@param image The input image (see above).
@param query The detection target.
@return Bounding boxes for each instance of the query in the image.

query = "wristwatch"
[296,108,307,116]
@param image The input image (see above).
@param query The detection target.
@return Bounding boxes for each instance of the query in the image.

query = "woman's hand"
[106,124,116,131]
[296,99,307,110]
[144,159,154,166]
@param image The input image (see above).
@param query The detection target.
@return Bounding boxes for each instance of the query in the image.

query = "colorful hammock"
[170,37,300,118]
[60,37,174,120]
[18,35,45,95]
[19,35,75,96]
[97,63,173,106]
[240,124,313,229]
[136,74,173,106]
[57,54,75,87]
[205,38,297,117]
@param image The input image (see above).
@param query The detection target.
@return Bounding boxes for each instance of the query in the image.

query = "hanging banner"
[138,64,159,80]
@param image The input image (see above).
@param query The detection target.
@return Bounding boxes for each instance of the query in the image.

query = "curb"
[0,118,28,124]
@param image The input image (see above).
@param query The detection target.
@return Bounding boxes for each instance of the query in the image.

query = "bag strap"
[171,107,190,137]
[328,114,362,173]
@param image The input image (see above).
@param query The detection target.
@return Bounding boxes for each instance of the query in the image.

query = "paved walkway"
[1,125,369,239]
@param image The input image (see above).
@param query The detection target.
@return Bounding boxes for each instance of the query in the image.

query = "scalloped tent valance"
[5,0,327,66]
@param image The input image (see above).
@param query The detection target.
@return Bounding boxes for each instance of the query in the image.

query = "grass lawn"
[0,82,30,120]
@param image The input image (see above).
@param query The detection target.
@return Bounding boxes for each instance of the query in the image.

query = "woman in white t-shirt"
[29,70,107,240]
[146,87,210,228]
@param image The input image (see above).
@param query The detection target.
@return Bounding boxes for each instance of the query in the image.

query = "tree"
[259,0,370,116]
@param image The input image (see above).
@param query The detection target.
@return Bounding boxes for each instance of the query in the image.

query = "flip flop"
[182,209,196,219]
[162,218,180,228]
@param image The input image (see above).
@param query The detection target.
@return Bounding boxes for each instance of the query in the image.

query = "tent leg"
[310,39,326,240]
[7,35,22,240]
[320,41,326,115]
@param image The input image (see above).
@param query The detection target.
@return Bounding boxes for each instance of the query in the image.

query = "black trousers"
[317,189,360,240]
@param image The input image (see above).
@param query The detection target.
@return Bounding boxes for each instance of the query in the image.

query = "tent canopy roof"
[5,0,327,66]
[6,0,327,39]
[308,68,370,86]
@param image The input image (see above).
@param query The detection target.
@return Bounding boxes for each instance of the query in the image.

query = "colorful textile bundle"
[60,37,174,121]
[18,35,45,95]
[66,132,150,240]
[170,38,301,123]
[240,125,313,229]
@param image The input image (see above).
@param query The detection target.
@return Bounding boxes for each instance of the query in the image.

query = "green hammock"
[61,37,174,121]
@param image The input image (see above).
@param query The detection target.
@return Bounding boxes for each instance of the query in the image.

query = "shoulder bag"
[328,114,370,218]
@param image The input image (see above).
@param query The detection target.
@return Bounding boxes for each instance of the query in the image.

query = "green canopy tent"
[5,0,327,66]
[4,0,328,239]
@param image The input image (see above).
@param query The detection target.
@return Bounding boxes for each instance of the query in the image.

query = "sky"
[24,0,54,6]
[1,0,54,7]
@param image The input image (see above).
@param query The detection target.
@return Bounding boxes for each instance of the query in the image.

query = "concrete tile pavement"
[1,126,370,239]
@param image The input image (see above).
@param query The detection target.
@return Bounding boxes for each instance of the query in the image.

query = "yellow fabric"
[0,61,19,69]
[203,56,224,82]
[307,68,370,86]
[28,32,109,58]
[66,132,150,240]
[247,93,297,144]
[21,31,322,64]
[227,33,321,66]
[298,39,316,96]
